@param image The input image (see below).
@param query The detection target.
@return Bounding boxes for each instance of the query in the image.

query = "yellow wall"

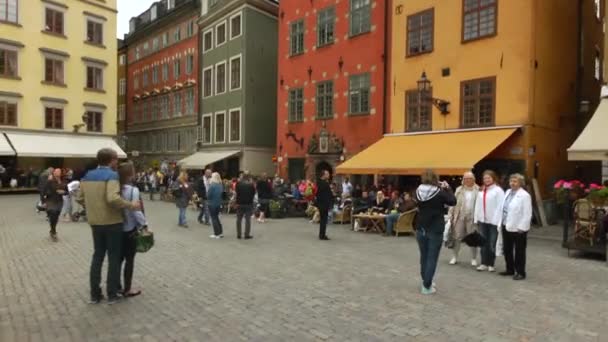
[0,0,117,135]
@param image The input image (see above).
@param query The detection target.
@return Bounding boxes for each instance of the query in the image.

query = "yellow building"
[338,0,604,193]
[0,0,123,170]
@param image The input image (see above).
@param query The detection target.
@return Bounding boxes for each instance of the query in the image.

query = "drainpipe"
[382,0,391,135]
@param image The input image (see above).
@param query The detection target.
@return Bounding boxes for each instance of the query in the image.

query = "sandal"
[124,290,142,298]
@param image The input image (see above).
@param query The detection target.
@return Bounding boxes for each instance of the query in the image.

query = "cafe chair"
[573,199,599,246]
[333,205,352,224]
[394,209,417,237]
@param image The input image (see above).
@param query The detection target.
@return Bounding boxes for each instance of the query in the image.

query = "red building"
[124,0,200,167]
[276,0,387,182]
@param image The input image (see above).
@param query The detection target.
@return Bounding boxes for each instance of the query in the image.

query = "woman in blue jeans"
[173,172,192,228]
[207,172,224,239]
[415,170,456,295]
[473,170,505,272]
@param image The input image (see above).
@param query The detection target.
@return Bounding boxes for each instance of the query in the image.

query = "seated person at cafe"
[353,191,372,214]
[384,191,404,236]
[371,191,389,213]
[402,192,417,212]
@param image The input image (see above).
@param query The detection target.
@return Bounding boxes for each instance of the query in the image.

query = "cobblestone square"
[0,195,607,341]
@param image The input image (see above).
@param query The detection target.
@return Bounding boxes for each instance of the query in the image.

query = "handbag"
[462,231,486,247]
[135,228,154,253]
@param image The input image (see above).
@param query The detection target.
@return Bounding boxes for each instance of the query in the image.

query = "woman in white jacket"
[499,174,532,280]
[474,170,505,272]
[446,172,479,266]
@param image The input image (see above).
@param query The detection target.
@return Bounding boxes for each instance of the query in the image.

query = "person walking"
[173,171,193,228]
[256,173,272,222]
[207,172,224,239]
[474,170,505,273]
[77,148,141,305]
[148,170,157,201]
[37,167,53,208]
[44,168,66,241]
[316,170,333,241]
[118,162,146,297]
[195,170,208,224]
[499,174,532,280]
[447,172,480,266]
[341,177,353,198]
[415,170,456,295]
[235,172,256,239]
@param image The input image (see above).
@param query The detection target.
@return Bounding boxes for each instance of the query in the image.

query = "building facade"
[124,0,200,168]
[0,0,122,168]
[186,0,278,177]
[339,0,604,194]
[276,0,387,182]
[117,39,127,149]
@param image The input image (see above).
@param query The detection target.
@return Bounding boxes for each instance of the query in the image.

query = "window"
[187,21,195,37]
[135,47,141,60]
[152,65,159,84]
[134,75,139,90]
[118,104,125,121]
[461,77,496,127]
[142,71,149,87]
[463,0,497,41]
[288,88,304,122]
[162,32,169,47]
[216,21,226,46]
[174,59,181,78]
[45,8,64,35]
[144,41,149,52]
[215,62,226,94]
[44,107,63,129]
[407,9,434,56]
[0,0,18,24]
[174,27,181,42]
[43,58,63,84]
[86,66,103,90]
[317,7,336,47]
[210,0,219,7]
[86,20,103,45]
[215,112,225,143]
[162,63,169,81]
[230,13,242,39]
[0,49,17,78]
[203,29,213,52]
[119,78,126,95]
[229,109,241,142]
[350,0,371,36]
[0,101,16,126]
[119,54,126,65]
[152,37,159,51]
[173,92,182,116]
[203,66,213,97]
[595,0,601,20]
[290,20,305,56]
[595,49,601,81]
[185,88,194,115]
[186,54,194,75]
[406,90,432,131]
[202,114,212,144]
[161,94,169,118]
[316,81,333,119]
[230,55,241,90]
[85,111,102,132]
[349,73,370,115]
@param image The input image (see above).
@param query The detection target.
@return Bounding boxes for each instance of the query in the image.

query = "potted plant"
[554,180,585,204]
[269,200,283,219]
[586,184,608,207]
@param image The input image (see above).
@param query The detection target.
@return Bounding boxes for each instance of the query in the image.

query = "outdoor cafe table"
[353,213,386,233]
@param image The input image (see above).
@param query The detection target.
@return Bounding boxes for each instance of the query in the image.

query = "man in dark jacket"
[235,172,256,239]
[195,171,207,224]
[316,170,333,240]
[256,173,272,219]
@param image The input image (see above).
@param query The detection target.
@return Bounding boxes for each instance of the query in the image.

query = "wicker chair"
[394,209,417,237]
[573,199,598,246]
[333,205,352,224]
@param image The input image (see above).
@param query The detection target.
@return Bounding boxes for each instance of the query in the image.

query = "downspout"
[382,0,391,135]
[575,0,584,133]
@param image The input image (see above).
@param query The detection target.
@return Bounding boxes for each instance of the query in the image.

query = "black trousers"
[90,224,123,299]
[502,227,527,276]
[318,207,329,238]
[47,210,60,235]
[122,231,137,293]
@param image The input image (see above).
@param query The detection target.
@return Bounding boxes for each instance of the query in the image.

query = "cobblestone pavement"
[1,195,607,342]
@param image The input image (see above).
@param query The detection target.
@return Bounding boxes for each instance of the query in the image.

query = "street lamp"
[417,71,451,115]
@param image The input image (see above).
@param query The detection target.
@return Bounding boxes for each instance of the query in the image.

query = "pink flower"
[554,180,565,189]
[563,182,573,189]
[590,183,602,190]
[585,189,591,193]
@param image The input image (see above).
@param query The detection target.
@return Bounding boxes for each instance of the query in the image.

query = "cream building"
[0,0,123,170]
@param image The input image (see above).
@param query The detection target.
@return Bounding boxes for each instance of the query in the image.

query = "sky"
[117,0,157,38]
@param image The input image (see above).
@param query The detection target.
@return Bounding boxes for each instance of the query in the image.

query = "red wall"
[277,0,386,178]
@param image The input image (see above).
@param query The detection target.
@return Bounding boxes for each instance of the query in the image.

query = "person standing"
[415,170,456,295]
[148,170,157,201]
[474,170,505,273]
[207,172,224,239]
[341,177,353,199]
[173,171,193,228]
[77,148,141,305]
[256,173,272,222]
[195,170,208,224]
[44,168,66,241]
[235,172,256,239]
[316,170,333,241]
[38,167,53,206]
[499,174,532,280]
[118,162,146,297]
[447,172,480,266]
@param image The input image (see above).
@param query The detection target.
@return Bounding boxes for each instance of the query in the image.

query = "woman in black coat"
[45,168,67,241]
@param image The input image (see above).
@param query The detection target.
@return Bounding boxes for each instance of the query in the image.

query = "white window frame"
[215,60,227,95]
[214,111,226,143]
[229,54,242,91]
[43,4,67,36]
[119,54,126,65]
[215,20,227,47]
[202,112,213,144]
[203,28,214,53]
[229,12,242,40]
[202,65,214,98]
[228,107,242,143]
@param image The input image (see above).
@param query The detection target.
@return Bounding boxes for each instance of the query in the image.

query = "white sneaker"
[449,257,457,265]
[209,234,218,239]
[471,259,478,267]
[217,234,224,239]
[488,266,495,272]
[421,286,437,295]
[476,265,488,272]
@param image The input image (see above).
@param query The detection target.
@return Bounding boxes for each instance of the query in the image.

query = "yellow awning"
[568,98,608,161]
[336,127,518,175]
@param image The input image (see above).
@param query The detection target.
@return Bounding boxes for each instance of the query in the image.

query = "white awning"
[178,150,240,169]
[4,131,127,158]
[0,133,15,156]
[568,98,608,161]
